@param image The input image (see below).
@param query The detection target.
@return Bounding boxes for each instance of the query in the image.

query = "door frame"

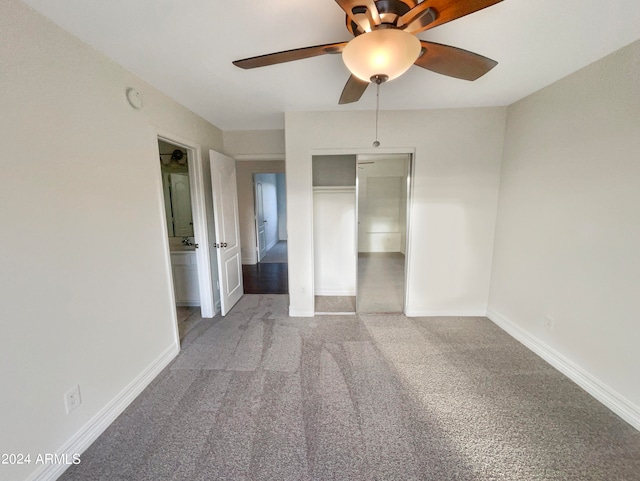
[153,128,216,322]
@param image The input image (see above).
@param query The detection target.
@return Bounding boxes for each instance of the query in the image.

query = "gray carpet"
[59,295,640,481]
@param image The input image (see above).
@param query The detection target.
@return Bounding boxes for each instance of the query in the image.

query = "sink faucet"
[182,237,194,246]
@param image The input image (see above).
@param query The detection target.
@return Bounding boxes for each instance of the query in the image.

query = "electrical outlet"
[544,316,555,332]
[64,385,82,414]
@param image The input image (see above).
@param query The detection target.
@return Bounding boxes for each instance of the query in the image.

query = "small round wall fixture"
[126,88,143,109]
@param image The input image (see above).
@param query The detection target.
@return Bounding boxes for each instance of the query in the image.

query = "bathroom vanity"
[170,250,200,306]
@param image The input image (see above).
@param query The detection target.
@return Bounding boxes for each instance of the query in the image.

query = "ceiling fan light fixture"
[342,29,421,82]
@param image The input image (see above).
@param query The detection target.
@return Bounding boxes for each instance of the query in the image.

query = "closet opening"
[311,153,411,314]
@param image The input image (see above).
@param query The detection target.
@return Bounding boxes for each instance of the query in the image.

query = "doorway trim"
[309,147,416,314]
[153,128,216,321]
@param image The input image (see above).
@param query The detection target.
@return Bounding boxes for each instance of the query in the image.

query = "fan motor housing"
[346,0,417,35]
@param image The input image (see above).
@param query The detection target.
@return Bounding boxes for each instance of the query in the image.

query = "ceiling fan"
[233,0,503,104]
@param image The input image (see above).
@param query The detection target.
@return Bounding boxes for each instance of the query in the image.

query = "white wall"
[285,108,506,316]
[357,155,409,253]
[276,173,287,240]
[313,188,357,296]
[223,129,285,158]
[488,40,640,422]
[360,176,403,252]
[0,2,223,480]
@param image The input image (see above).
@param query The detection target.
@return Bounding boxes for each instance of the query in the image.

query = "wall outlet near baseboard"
[64,385,82,414]
[545,315,555,332]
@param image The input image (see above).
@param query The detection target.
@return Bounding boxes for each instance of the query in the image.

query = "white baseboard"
[242,256,257,265]
[175,301,200,307]
[404,309,488,317]
[289,307,315,317]
[316,311,356,316]
[487,309,640,432]
[29,343,180,481]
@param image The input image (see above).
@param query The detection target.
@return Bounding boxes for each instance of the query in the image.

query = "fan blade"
[400,6,437,33]
[401,0,502,34]
[339,75,369,104]
[335,0,380,33]
[415,41,497,81]
[233,42,348,69]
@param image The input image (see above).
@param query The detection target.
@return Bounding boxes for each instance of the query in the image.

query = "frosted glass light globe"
[342,29,421,82]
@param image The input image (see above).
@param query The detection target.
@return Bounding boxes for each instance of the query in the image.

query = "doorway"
[156,136,216,342]
[159,139,201,338]
[242,171,288,294]
[311,153,411,314]
[254,173,287,263]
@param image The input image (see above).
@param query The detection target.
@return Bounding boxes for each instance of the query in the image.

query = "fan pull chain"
[370,74,387,147]
[373,81,380,148]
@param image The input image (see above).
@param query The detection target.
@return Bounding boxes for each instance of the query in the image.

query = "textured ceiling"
[21,0,640,130]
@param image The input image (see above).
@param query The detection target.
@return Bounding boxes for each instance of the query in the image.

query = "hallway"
[243,241,288,294]
[259,240,287,263]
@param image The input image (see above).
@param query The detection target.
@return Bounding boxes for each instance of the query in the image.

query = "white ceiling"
[22,0,640,131]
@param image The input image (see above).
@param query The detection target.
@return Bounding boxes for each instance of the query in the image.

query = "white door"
[210,150,243,315]
[255,181,267,261]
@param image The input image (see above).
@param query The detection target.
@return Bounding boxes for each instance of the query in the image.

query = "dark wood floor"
[242,263,288,294]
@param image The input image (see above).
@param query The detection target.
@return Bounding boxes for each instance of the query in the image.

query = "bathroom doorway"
[157,136,215,340]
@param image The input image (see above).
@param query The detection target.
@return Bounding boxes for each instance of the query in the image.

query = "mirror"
[310,153,411,314]
[159,140,193,237]
[356,154,410,313]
